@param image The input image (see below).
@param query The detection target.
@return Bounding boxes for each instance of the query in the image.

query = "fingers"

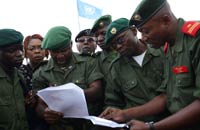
[127,119,135,126]
[127,120,147,130]
[44,107,64,117]
[44,107,64,124]
[99,107,115,118]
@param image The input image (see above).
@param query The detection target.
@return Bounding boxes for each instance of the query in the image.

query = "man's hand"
[127,120,149,130]
[99,107,128,123]
[44,107,64,124]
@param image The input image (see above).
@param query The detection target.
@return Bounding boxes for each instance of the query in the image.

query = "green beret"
[91,15,112,33]
[129,0,166,28]
[105,18,129,44]
[42,26,71,50]
[0,29,23,47]
[75,29,91,42]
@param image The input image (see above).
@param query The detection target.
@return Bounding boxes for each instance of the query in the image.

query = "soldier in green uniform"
[126,0,200,130]
[99,18,168,123]
[75,29,97,56]
[90,15,118,106]
[33,26,104,130]
[75,29,105,115]
[0,29,29,130]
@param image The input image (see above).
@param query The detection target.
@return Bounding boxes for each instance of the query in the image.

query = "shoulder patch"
[181,21,200,37]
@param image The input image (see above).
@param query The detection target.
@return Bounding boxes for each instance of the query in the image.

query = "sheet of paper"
[37,83,89,117]
[82,116,129,128]
[37,83,128,128]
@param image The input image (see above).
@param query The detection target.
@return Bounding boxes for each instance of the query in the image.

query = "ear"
[130,26,137,36]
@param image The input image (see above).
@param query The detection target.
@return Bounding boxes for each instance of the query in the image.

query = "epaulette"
[181,21,200,37]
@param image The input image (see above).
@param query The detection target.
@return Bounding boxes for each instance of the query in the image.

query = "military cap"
[0,29,23,47]
[105,18,129,44]
[75,29,91,42]
[42,26,72,50]
[90,15,112,33]
[129,0,166,28]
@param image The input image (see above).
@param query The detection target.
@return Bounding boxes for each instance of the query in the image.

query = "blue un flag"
[77,0,102,19]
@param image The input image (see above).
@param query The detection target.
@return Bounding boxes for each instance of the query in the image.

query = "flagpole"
[76,0,81,32]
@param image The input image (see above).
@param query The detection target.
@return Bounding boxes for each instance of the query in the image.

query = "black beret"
[0,29,24,47]
[75,29,91,42]
[129,0,166,28]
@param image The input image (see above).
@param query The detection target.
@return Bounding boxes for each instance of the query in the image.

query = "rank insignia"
[173,66,188,74]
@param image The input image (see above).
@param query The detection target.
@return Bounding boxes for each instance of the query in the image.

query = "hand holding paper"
[37,83,128,128]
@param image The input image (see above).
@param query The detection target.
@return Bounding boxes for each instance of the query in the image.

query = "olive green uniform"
[33,52,103,115]
[0,66,28,130]
[96,50,118,82]
[158,18,200,129]
[106,47,166,121]
[33,52,103,130]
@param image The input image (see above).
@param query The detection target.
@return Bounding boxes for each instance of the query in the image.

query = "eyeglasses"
[111,30,129,49]
[77,37,96,43]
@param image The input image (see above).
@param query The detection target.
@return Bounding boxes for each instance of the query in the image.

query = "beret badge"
[99,21,104,27]
[133,14,142,21]
[110,27,117,34]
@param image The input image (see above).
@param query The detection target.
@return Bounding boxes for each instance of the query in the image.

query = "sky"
[0,0,199,52]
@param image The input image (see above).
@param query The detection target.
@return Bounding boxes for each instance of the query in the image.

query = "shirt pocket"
[175,74,195,108]
[0,96,13,123]
[175,74,194,88]
[123,79,148,103]
[124,78,138,91]
[73,78,87,89]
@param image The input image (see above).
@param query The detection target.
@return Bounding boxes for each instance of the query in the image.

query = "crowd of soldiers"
[0,0,200,130]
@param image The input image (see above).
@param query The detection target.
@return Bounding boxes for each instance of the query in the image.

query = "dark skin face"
[111,27,146,57]
[93,26,109,50]
[138,18,168,49]
[138,3,177,48]
[49,43,72,66]
[26,38,46,66]
[76,35,97,55]
[0,44,24,70]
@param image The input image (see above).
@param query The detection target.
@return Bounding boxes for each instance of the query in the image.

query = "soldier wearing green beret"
[99,18,169,123]
[128,0,200,130]
[90,15,119,108]
[33,26,104,130]
[0,29,29,130]
[75,29,97,56]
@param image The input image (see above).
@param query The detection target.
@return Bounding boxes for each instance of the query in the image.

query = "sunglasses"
[77,37,96,43]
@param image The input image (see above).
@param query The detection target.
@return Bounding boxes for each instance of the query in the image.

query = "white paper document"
[83,116,128,128]
[37,83,89,117]
[37,83,128,128]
